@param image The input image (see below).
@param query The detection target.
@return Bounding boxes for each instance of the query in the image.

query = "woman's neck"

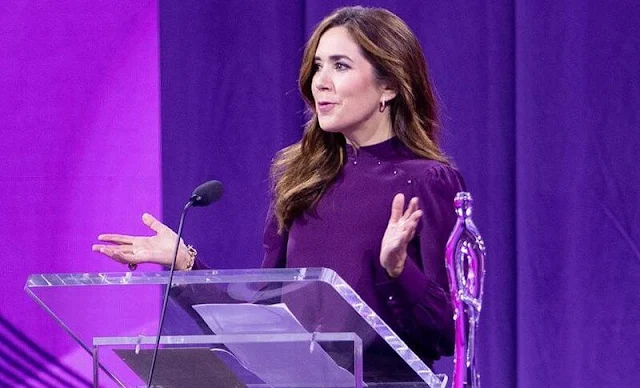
[343,114,394,148]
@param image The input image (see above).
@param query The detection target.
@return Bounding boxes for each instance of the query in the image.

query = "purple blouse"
[262,137,465,361]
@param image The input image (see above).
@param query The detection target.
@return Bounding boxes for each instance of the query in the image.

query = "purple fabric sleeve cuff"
[375,258,430,306]
[191,258,211,271]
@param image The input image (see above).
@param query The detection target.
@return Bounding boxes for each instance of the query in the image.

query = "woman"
[94,6,464,369]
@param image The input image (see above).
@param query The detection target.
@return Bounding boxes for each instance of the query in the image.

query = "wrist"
[383,251,406,278]
[177,243,197,271]
[385,265,404,278]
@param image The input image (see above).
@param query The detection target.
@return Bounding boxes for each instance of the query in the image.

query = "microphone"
[146,180,223,387]
[190,180,224,207]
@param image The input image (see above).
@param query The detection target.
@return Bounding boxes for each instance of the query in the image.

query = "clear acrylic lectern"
[26,268,447,387]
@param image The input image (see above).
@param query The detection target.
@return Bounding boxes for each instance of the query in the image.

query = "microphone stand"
[146,199,194,387]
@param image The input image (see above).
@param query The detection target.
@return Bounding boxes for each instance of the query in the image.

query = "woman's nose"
[313,68,331,91]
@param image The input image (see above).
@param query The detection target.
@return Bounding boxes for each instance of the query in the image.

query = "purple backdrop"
[1,0,638,386]
[159,1,639,387]
[0,0,161,385]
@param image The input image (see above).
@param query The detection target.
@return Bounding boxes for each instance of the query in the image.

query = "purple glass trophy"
[445,192,486,388]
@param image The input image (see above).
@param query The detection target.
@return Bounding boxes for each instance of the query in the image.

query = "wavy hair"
[272,6,449,231]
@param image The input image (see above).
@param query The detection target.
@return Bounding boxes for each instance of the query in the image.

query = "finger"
[389,193,405,223]
[92,244,110,252]
[402,210,423,241]
[403,210,423,233]
[97,234,136,245]
[142,213,169,234]
[94,244,135,256]
[403,197,419,219]
[94,246,135,264]
[407,209,423,225]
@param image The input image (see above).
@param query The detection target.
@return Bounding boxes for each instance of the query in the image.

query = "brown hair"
[272,6,449,231]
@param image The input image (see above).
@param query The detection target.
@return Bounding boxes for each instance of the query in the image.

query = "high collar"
[345,136,409,160]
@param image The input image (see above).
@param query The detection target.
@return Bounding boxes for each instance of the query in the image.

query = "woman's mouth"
[317,101,337,114]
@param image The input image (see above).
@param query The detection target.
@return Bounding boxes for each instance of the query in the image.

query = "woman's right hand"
[92,213,192,270]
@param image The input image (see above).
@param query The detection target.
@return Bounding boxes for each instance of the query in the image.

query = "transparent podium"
[25,268,448,387]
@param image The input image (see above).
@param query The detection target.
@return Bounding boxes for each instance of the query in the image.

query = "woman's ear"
[381,85,398,103]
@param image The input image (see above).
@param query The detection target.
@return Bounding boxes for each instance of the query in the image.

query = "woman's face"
[311,27,391,141]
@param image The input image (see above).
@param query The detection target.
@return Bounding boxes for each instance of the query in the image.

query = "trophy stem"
[445,192,486,388]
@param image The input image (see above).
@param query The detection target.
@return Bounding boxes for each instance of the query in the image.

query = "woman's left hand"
[380,193,423,278]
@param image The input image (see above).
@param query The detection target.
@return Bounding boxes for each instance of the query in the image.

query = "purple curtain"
[160,1,639,386]
[0,0,161,384]
[1,0,637,386]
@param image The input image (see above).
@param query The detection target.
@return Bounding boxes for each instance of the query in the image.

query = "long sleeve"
[375,164,464,359]
[261,202,288,269]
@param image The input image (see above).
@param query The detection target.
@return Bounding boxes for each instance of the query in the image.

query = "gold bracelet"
[184,244,197,271]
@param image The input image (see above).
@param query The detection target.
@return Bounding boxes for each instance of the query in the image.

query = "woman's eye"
[334,62,349,70]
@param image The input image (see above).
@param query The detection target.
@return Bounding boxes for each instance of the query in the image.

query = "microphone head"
[190,180,223,207]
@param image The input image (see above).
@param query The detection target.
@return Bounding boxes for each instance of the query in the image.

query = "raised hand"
[380,193,423,278]
[92,213,191,270]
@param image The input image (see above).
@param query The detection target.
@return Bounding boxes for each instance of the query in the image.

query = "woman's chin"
[317,120,343,133]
